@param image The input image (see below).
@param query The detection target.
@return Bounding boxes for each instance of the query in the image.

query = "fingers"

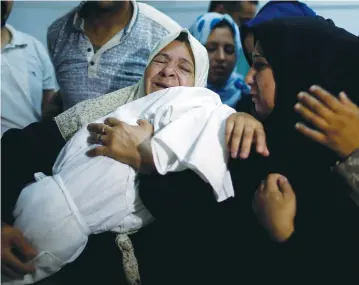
[295,123,327,145]
[87,123,108,134]
[104,117,122,127]
[86,146,110,158]
[308,85,341,112]
[137,119,149,126]
[2,250,35,275]
[339,91,357,108]
[225,115,235,150]
[254,128,270,157]
[230,121,244,158]
[225,113,267,159]
[294,102,329,130]
[278,177,295,199]
[87,132,97,144]
[297,91,333,121]
[137,119,154,134]
[265,173,282,193]
[2,262,23,278]
[239,125,254,159]
[87,133,110,145]
[11,235,37,260]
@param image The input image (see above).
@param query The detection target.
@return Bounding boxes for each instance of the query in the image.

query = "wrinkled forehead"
[146,30,209,86]
[155,39,195,66]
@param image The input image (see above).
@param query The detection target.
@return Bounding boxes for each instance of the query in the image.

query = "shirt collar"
[4,24,28,48]
[73,0,138,35]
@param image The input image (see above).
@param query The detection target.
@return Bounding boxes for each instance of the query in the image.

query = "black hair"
[208,1,259,13]
[175,32,190,43]
[212,19,235,35]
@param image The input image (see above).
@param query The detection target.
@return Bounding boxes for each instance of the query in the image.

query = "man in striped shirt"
[45,0,180,114]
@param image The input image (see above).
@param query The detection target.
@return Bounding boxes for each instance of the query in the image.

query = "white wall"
[7,1,359,47]
[7,1,80,46]
[304,1,359,36]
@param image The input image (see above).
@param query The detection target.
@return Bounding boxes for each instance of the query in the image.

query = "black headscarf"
[248,16,359,195]
[231,16,359,283]
[137,17,359,283]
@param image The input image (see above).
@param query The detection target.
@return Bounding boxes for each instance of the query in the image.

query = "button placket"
[88,54,98,78]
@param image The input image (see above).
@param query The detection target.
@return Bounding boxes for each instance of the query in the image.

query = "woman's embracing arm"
[55,85,136,141]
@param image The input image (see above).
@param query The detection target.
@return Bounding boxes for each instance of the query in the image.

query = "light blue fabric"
[189,13,249,108]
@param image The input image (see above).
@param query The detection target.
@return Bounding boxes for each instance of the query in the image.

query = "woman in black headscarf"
[228,16,359,283]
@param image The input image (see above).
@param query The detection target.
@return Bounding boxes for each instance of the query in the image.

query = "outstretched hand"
[295,85,359,158]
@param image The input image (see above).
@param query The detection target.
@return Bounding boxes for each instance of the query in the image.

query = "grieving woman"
[2,29,237,285]
[230,16,359,284]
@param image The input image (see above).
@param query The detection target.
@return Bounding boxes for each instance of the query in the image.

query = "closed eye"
[153,59,167,64]
[180,65,191,73]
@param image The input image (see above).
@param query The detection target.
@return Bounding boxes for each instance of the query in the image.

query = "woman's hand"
[226,112,269,159]
[87,118,154,171]
[253,174,296,242]
[295,86,359,159]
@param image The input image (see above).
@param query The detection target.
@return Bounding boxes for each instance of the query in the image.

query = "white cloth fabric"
[1,24,56,135]
[4,29,224,285]
[6,87,235,285]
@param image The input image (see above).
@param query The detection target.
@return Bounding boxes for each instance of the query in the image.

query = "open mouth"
[154,82,172,89]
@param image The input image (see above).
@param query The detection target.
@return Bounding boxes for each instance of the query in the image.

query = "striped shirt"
[47,1,181,110]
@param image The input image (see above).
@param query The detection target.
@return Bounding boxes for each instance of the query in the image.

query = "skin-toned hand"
[253,174,296,242]
[1,222,37,278]
[295,85,359,159]
[87,118,154,172]
[226,112,270,159]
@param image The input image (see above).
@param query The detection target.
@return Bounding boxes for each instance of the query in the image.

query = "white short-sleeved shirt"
[1,25,56,135]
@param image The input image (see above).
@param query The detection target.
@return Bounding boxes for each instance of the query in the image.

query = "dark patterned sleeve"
[334,148,359,202]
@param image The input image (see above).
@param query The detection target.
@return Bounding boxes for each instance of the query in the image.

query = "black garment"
[232,16,359,283]
[137,170,249,285]
[1,119,65,224]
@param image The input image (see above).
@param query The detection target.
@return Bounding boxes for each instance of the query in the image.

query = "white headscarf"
[55,28,209,141]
